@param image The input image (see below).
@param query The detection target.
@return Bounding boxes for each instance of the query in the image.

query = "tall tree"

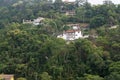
[54,0,63,11]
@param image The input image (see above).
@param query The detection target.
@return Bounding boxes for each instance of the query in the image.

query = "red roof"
[66,30,80,33]
[66,30,75,33]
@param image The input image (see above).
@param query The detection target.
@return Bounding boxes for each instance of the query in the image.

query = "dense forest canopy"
[0,0,120,80]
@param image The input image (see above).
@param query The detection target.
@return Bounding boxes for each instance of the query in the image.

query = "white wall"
[57,30,83,41]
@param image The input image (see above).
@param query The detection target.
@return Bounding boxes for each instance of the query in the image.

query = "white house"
[57,29,83,41]
[33,17,44,25]
[57,24,89,41]
[23,19,32,24]
[23,17,44,25]
[109,25,118,29]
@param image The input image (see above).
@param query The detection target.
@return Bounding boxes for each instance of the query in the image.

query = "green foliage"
[84,74,104,80]
[17,77,27,80]
[109,61,120,74]
[0,1,120,80]
[0,22,119,80]
[40,72,52,80]
[90,16,106,28]
[106,73,120,80]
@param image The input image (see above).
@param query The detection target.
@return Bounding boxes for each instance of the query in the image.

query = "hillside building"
[0,74,14,80]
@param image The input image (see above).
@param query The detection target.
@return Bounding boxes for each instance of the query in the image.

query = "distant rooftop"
[0,74,14,80]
